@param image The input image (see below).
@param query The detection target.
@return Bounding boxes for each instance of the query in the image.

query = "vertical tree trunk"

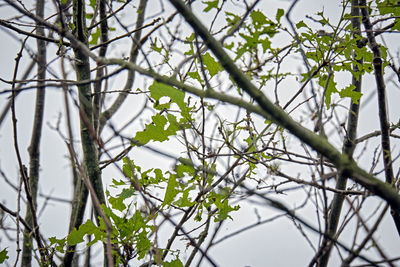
[63,0,106,265]
[359,0,400,236]
[21,0,46,266]
[311,1,363,266]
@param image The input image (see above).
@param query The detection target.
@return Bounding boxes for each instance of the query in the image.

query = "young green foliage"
[133,81,193,146]
[0,248,9,264]
[202,0,219,12]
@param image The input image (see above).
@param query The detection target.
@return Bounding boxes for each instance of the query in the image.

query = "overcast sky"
[1,0,400,266]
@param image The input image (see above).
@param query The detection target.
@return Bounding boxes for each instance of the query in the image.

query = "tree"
[0,0,400,266]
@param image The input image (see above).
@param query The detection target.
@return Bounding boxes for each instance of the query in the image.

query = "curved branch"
[163,0,400,213]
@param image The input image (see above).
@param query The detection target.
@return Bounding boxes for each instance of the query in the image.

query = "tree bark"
[313,1,363,266]
[21,0,47,265]
[360,0,400,236]
[63,0,106,265]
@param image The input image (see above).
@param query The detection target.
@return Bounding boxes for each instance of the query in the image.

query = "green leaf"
[67,227,85,246]
[151,37,163,53]
[89,27,101,45]
[49,237,66,253]
[243,135,255,153]
[381,45,388,61]
[149,81,191,119]
[205,162,217,186]
[134,113,182,145]
[184,33,195,56]
[240,33,259,49]
[203,0,219,12]
[108,193,127,212]
[202,53,223,77]
[225,12,241,32]
[296,20,307,29]
[137,230,152,259]
[112,178,126,186]
[132,210,147,231]
[251,10,267,26]
[339,85,362,104]
[276,8,284,23]
[120,188,135,199]
[188,71,202,83]
[318,74,337,109]
[224,42,234,50]
[154,168,164,181]
[235,46,247,60]
[215,199,240,222]
[67,220,104,246]
[122,157,137,178]
[135,114,168,143]
[174,188,196,207]
[163,173,178,205]
[89,0,96,9]
[378,0,400,16]
[392,20,400,31]
[175,158,196,177]
[163,258,184,267]
[208,190,240,222]
[0,248,9,264]
[261,38,271,53]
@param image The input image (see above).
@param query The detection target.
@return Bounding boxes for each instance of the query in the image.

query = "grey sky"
[1,0,399,266]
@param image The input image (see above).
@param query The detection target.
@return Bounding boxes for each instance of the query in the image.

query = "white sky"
[0,0,400,266]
